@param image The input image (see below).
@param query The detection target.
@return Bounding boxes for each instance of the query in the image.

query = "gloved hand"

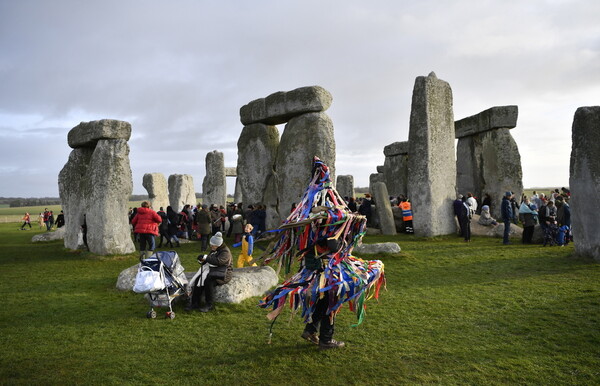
[197,254,207,264]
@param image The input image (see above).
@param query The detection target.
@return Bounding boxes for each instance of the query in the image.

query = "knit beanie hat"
[210,232,223,247]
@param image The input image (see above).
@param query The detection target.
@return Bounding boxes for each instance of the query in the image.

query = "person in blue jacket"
[501,191,514,245]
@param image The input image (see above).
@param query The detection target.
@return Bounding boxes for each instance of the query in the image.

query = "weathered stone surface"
[369,173,384,194]
[407,72,457,237]
[455,106,518,138]
[336,175,355,200]
[225,167,237,177]
[372,182,397,235]
[233,178,243,204]
[202,151,226,208]
[383,141,409,157]
[59,147,93,250]
[376,165,384,173]
[240,86,333,126]
[383,152,409,197]
[116,264,139,291]
[32,226,66,243]
[569,106,600,261]
[142,173,169,211]
[118,265,278,304]
[87,139,136,255]
[455,106,523,218]
[354,242,401,255]
[237,123,279,208]
[168,174,196,212]
[67,119,131,148]
[276,112,335,222]
[59,123,135,255]
[469,214,523,238]
[457,128,523,219]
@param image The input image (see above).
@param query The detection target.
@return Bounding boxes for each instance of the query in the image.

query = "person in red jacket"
[131,201,162,259]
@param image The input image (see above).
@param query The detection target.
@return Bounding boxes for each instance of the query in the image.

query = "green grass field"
[0,224,598,384]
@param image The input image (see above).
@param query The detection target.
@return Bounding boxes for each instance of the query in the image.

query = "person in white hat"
[186,232,233,312]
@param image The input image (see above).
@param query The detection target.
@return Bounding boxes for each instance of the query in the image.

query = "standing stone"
[237,123,279,208]
[569,106,600,261]
[455,106,522,218]
[369,173,384,194]
[276,112,335,221]
[58,119,135,255]
[202,150,226,208]
[233,178,243,204]
[142,173,169,211]
[336,175,355,200]
[168,174,196,212]
[383,141,409,197]
[372,182,397,235]
[407,72,457,237]
[87,139,135,255]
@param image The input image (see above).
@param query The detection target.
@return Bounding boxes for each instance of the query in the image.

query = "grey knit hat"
[210,232,223,247]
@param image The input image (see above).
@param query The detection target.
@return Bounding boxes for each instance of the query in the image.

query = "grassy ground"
[0,224,598,384]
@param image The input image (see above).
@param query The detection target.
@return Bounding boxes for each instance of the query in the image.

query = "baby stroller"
[543,221,558,247]
[133,251,188,319]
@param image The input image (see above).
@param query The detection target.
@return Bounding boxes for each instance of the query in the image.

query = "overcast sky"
[1,0,598,198]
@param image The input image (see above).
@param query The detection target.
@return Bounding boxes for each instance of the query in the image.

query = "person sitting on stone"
[186,232,233,312]
[478,205,498,226]
[131,201,162,259]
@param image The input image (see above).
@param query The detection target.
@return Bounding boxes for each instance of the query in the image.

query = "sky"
[1,0,598,197]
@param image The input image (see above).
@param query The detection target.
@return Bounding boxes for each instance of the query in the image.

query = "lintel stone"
[384,141,409,156]
[68,119,132,148]
[455,106,518,138]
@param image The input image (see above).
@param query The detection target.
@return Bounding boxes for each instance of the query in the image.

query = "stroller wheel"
[166,311,176,319]
[147,310,157,319]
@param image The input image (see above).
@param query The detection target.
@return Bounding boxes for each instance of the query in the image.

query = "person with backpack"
[156,207,172,248]
[166,206,181,248]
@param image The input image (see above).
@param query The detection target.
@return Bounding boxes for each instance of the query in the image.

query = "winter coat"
[131,207,162,236]
[195,209,212,235]
[478,207,497,226]
[501,196,513,222]
[230,212,244,234]
[204,244,233,285]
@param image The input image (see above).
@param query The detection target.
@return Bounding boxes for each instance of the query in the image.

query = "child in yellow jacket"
[233,224,256,268]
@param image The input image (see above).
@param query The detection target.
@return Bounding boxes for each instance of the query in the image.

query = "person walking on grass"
[131,201,162,260]
[20,212,32,230]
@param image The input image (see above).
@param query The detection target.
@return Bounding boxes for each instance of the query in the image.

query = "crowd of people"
[451,188,572,246]
[20,208,64,231]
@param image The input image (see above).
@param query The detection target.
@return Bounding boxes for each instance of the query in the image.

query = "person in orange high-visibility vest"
[398,195,414,234]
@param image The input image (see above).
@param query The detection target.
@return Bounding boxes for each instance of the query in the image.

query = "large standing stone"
[236,123,279,208]
[168,174,196,212]
[336,175,355,200]
[240,86,333,126]
[407,72,457,237]
[58,119,135,255]
[455,106,522,218]
[202,151,226,208]
[383,141,409,197]
[142,173,169,211]
[276,112,336,221]
[369,173,384,194]
[569,106,600,261]
[372,182,397,235]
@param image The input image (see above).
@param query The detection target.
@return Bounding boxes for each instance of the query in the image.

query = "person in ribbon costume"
[259,157,386,349]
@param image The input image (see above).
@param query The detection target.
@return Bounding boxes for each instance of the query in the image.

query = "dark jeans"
[139,233,156,251]
[522,226,534,244]
[303,294,334,343]
[20,221,31,229]
[459,218,471,241]
[200,233,210,251]
[503,220,511,244]
[190,273,218,307]
[158,230,172,247]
